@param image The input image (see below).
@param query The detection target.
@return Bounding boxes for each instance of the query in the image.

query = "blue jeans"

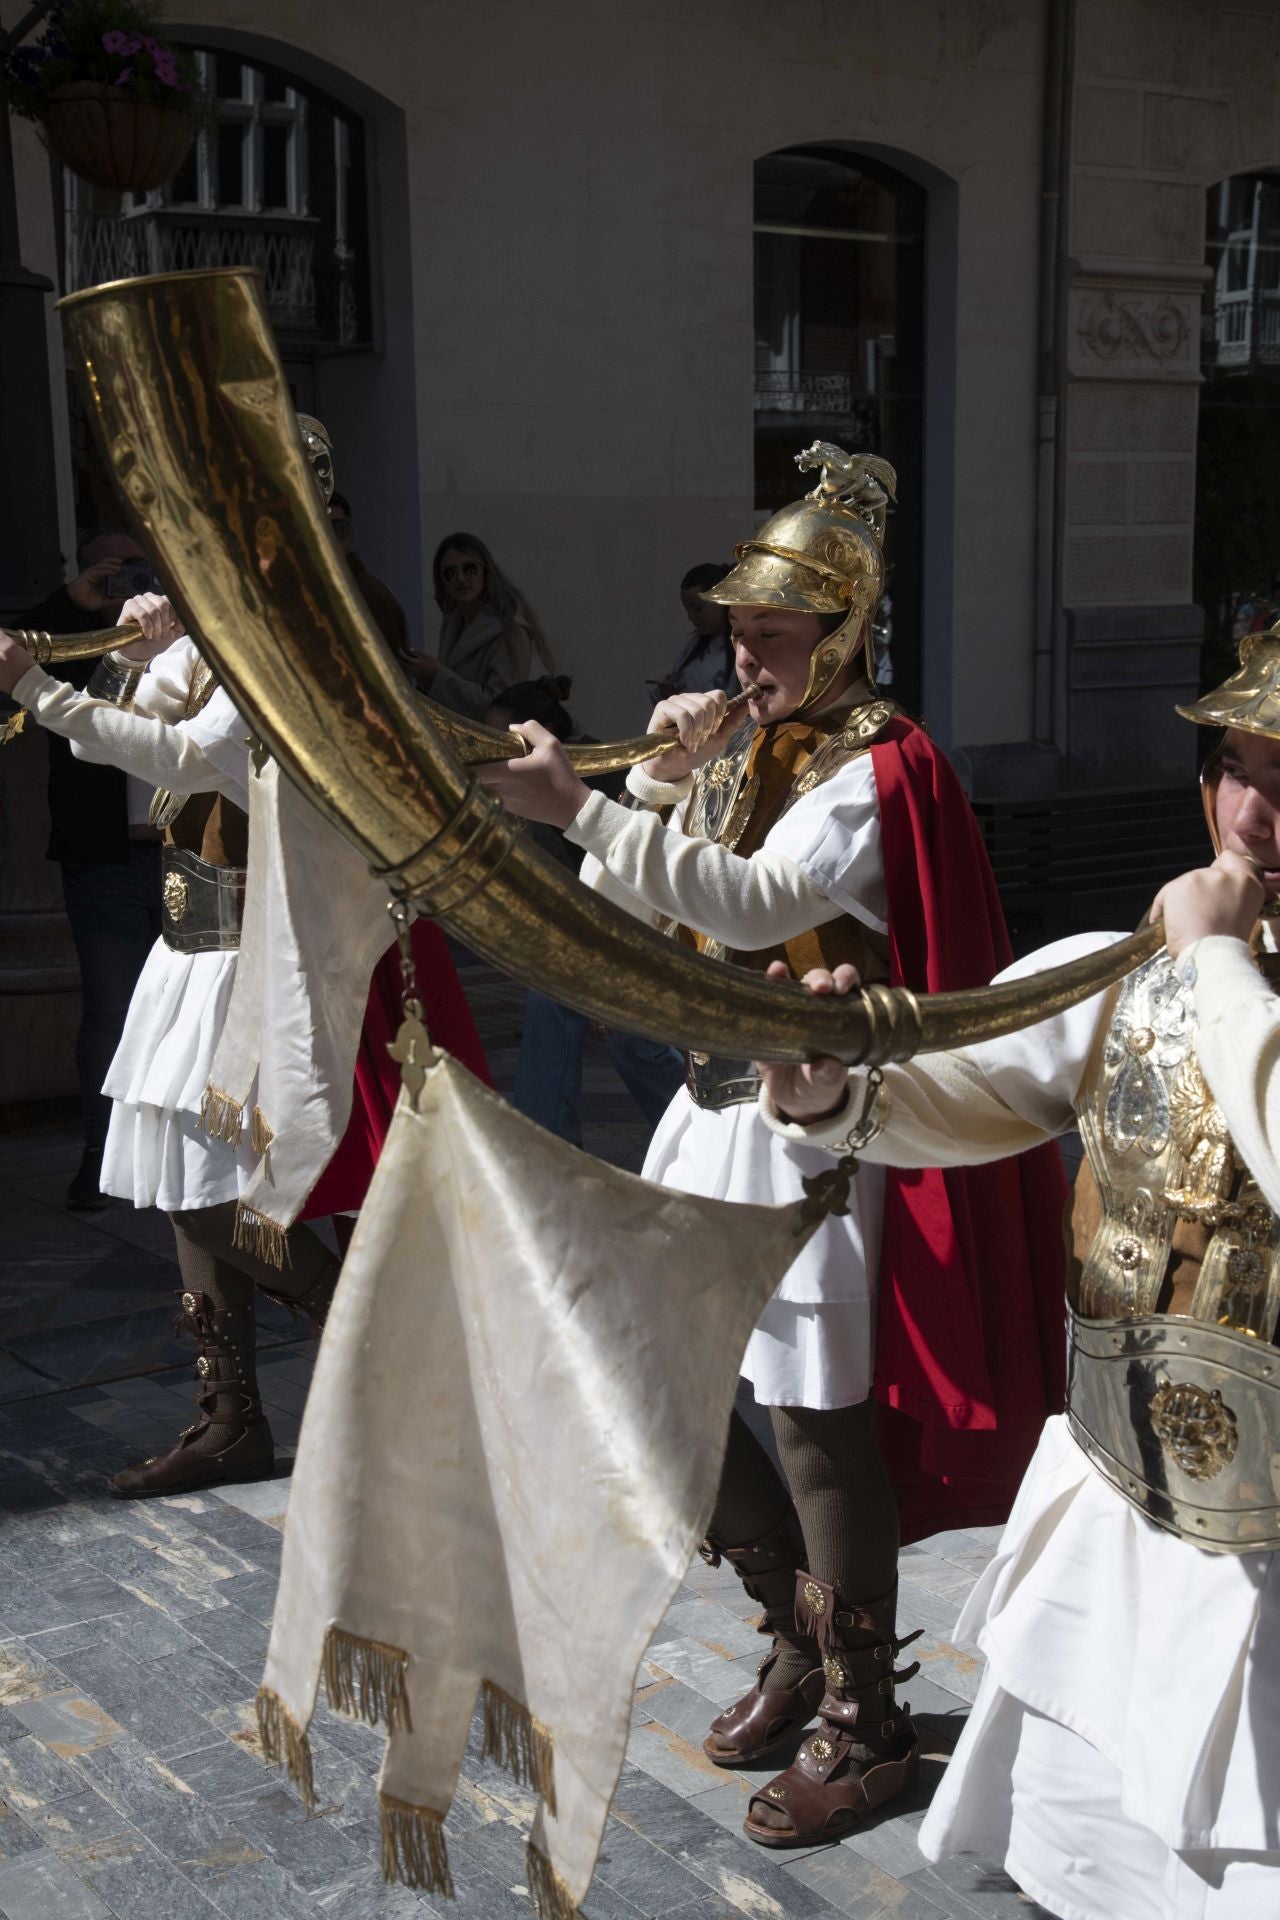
[60,844,163,1150]
[513,990,685,1146]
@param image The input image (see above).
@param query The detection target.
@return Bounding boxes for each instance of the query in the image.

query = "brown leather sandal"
[705,1653,825,1767]
[743,1574,921,1847]
[699,1513,823,1767]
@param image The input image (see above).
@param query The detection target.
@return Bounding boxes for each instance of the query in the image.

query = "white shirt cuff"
[12,664,56,710]
[1184,933,1261,1005]
[625,761,694,807]
[756,1079,856,1150]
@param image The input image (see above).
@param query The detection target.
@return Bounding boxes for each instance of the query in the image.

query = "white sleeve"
[565,788,841,948]
[13,664,250,811]
[1190,935,1280,1214]
[760,931,1122,1162]
[130,636,202,723]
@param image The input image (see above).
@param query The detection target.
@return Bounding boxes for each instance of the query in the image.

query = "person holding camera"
[26,530,167,1209]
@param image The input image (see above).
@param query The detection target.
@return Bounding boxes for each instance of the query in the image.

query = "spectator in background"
[28,531,165,1210]
[327,492,409,654]
[648,562,737,701]
[400,532,558,719]
[490,677,685,1147]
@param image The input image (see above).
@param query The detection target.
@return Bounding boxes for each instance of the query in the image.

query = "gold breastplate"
[678,697,897,1110]
[1067,948,1280,1551]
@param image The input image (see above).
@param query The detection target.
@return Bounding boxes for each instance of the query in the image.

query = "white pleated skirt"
[643,1090,884,1409]
[918,1417,1280,1919]
[100,936,257,1212]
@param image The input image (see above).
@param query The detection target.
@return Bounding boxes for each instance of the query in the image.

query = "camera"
[105,563,163,602]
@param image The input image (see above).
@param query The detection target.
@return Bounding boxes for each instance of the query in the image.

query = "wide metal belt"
[161,846,245,953]
[685,1051,761,1111]
[1066,1309,1280,1554]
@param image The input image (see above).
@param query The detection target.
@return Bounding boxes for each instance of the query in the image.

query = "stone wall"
[1064,0,1280,784]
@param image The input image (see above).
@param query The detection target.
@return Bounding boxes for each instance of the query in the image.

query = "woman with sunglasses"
[401,532,557,719]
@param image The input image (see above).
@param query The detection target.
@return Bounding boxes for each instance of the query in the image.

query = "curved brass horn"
[57,267,1160,1064]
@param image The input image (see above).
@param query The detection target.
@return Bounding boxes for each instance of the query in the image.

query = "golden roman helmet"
[703,442,895,712]
[296,413,335,504]
[1176,621,1280,862]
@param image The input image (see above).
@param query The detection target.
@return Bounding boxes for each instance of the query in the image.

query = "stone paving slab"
[0,949,1059,1918]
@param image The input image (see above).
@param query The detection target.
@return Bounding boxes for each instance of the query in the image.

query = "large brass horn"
[0,619,745,771]
[58,267,1159,1064]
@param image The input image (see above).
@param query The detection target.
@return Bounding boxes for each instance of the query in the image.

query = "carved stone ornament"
[1072,288,1194,379]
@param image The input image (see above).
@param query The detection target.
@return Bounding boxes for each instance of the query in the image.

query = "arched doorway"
[754,146,926,713]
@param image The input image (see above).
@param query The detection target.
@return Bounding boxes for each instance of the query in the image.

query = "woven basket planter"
[40,81,194,192]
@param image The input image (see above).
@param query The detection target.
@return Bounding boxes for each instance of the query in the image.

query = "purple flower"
[114,66,132,84]
[101,29,129,52]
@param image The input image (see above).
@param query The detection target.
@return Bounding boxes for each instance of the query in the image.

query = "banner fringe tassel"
[250,1105,276,1156]
[199,1084,244,1149]
[380,1794,453,1896]
[255,1687,315,1811]
[233,1202,290,1271]
[525,1842,579,1920]
[323,1625,413,1734]
[482,1679,557,1815]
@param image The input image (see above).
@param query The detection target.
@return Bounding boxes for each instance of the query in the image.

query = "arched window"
[754,147,925,711]
[1194,168,1280,696]
[63,48,370,350]
[61,46,373,533]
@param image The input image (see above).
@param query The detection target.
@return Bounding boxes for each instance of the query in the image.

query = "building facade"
[4,0,1279,1100]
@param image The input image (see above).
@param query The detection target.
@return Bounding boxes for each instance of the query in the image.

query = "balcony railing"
[1213,289,1280,369]
[754,369,856,415]
[64,208,358,346]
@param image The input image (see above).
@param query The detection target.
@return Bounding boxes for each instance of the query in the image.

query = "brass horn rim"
[57,264,261,309]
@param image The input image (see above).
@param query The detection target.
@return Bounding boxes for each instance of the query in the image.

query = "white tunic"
[14,642,256,1212]
[567,755,888,1409]
[763,932,1280,1915]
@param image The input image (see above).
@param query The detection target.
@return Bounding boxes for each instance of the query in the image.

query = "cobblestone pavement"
[0,951,1051,1920]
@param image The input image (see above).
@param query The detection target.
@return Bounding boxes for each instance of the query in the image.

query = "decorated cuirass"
[677,694,899,1109]
[1067,946,1280,1552]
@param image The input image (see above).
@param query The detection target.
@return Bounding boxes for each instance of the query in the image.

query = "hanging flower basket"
[4,3,208,195]
[39,79,193,192]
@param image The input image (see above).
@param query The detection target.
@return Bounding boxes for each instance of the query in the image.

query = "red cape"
[302,920,491,1219]
[870,719,1068,1544]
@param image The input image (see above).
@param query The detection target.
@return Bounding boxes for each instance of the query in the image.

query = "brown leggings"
[168,1201,339,1314]
[710,1400,900,1677]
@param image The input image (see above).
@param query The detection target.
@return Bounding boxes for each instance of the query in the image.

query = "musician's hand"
[755,958,862,1124]
[1151,851,1265,959]
[640,689,734,782]
[117,593,184,661]
[475,718,591,828]
[0,629,36,696]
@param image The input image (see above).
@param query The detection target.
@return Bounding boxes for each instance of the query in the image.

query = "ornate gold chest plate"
[1069,948,1280,1551]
